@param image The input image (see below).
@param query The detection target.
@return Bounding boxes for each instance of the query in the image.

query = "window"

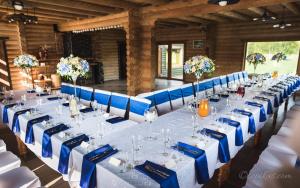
[244,41,300,75]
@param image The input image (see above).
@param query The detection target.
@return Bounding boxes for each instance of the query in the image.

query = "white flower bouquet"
[184,55,215,79]
[246,53,266,73]
[57,54,89,81]
[13,54,39,69]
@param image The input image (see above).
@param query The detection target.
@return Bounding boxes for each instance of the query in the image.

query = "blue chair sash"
[130,99,151,116]
[80,144,118,188]
[233,73,239,81]
[172,142,209,184]
[58,134,89,174]
[200,128,230,163]
[12,108,32,133]
[2,103,19,123]
[218,118,243,146]
[110,95,129,110]
[245,101,267,122]
[220,77,227,86]
[227,75,234,83]
[243,72,248,80]
[213,78,221,87]
[169,89,183,101]
[25,115,51,144]
[253,96,273,114]
[80,89,93,101]
[154,91,170,105]
[233,109,256,134]
[181,86,194,98]
[94,92,110,107]
[42,124,69,158]
[135,160,180,188]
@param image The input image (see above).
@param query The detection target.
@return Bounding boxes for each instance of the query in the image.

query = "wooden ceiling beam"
[161,18,202,26]
[78,0,140,9]
[217,11,250,20]
[282,2,300,15]
[178,16,212,24]
[248,7,265,15]
[193,14,230,22]
[133,0,171,6]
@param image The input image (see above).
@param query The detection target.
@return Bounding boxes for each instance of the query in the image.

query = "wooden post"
[254,129,262,146]
[16,136,27,156]
[284,97,289,112]
[272,109,278,127]
[217,161,231,187]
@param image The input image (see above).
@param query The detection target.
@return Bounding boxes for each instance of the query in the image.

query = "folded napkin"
[135,160,180,188]
[261,91,279,107]
[27,90,36,93]
[12,108,32,133]
[80,144,118,188]
[80,107,94,113]
[245,101,267,122]
[2,103,22,123]
[219,94,229,98]
[172,142,209,184]
[106,117,127,124]
[25,115,51,144]
[42,124,69,158]
[218,118,243,146]
[201,128,230,163]
[209,98,220,102]
[233,109,256,134]
[58,134,89,174]
[36,93,50,97]
[62,103,69,107]
[47,97,62,101]
[254,96,273,114]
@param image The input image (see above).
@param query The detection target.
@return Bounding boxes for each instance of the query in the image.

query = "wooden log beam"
[217,11,250,21]
[78,0,140,9]
[248,7,277,17]
[178,16,212,24]
[282,2,300,15]
[194,14,230,22]
[160,18,202,26]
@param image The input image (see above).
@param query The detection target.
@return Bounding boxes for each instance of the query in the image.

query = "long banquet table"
[0,75,298,188]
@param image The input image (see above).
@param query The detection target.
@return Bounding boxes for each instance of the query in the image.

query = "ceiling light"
[208,0,240,6]
[12,1,24,11]
[218,1,227,6]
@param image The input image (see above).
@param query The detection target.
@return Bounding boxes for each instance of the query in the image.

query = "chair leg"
[284,98,289,112]
[272,109,278,127]
[217,161,231,187]
[16,137,27,156]
[254,130,262,146]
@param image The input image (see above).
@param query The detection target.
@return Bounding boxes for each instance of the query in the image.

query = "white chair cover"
[0,140,6,153]
[153,89,172,116]
[0,151,21,175]
[129,97,151,123]
[0,167,41,188]
[219,75,228,88]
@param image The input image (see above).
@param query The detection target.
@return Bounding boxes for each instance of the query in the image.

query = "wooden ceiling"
[0,0,299,26]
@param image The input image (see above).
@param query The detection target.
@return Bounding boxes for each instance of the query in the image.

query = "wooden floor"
[0,91,294,188]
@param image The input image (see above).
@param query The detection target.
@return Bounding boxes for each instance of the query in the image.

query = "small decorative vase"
[198,98,209,117]
[70,75,79,117]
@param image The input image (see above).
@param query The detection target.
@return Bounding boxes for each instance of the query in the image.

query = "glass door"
[157,43,184,80]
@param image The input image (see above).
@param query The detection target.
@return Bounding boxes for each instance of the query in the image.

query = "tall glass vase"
[22,68,32,89]
[71,75,78,99]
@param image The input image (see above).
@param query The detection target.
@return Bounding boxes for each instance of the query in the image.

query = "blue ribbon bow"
[253,96,273,114]
[106,117,126,124]
[80,144,118,188]
[172,142,209,184]
[201,128,230,163]
[218,118,243,146]
[135,160,180,188]
[25,115,51,144]
[233,109,256,134]
[58,134,89,174]
[42,124,69,158]
[12,108,32,133]
[245,101,267,122]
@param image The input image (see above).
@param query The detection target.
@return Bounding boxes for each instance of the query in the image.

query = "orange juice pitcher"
[198,99,210,117]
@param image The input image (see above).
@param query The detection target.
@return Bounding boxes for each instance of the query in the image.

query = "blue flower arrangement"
[272,52,287,63]
[184,55,215,79]
[246,53,266,73]
[13,54,39,69]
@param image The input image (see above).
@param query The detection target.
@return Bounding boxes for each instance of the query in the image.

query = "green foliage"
[247,41,300,55]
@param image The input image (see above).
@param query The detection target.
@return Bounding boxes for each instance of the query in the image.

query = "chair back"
[153,89,172,116]
[94,89,111,112]
[168,87,184,110]
[79,86,93,106]
[110,92,130,118]
[181,83,195,104]
[129,97,151,122]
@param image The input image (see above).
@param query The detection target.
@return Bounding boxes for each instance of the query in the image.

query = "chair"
[110,92,130,118]
[94,89,111,112]
[0,151,21,175]
[0,167,41,188]
[79,86,94,106]
[60,82,72,95]
[180,83,195,104]
[227,74,235,87]
[129,97,151,123]
[212,77,222,93]
[168,87,184,110]
[238,72,245,83]
[0,140,6,153]
[220,75,228,88]
[242,71,249,82]
[136,92,156,108]
[233,72,240,84]
[194,79,214,97]
[153,89,172,116]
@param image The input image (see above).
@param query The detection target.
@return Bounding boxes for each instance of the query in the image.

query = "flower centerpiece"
[272,52,287,63]
[246,53,266,74]
[13,54,39,89]
[184,55,215,103]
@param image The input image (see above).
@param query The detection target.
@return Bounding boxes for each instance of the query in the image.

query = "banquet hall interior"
[0,0,300,188]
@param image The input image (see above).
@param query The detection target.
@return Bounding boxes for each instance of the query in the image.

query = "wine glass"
[144,108,158,140]
[191,114,198,139]
[211,106,217,121]
[161,128,170,156]
[97,122,105,146]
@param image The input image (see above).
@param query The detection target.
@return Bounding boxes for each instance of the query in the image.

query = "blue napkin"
[62,103,69,107]
[42,124,69,158]
[172,142,209,184]
[261,92,279,108]
[36,93,50,97]
[218,118,243,146]
[47,97,62,101]
[2,103,21,123]
[12,108,32,133]
[209,98,220,102]
[233,109,256,134]
[245,101,267,122]
[27,90,36,93]
[58,134,89,174]
[220,94,229,98]
[106,117,126,124]
[253,96,273,114]
[80,107,94,113]
[80,144,118,188]
[135,160,180,188]
[200,128,230,163]
[269,88,284,103]
[25,115,51,144]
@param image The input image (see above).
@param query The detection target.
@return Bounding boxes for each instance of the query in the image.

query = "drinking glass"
[211,106,217,121]
[97,122,104,146]
[144,108,158,140]
[191,114,198,139]
[162,128,170,156]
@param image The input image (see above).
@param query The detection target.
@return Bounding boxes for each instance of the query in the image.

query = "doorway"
[118,41,127,80]
[157,43,185,80]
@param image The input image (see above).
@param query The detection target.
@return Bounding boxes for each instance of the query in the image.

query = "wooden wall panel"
[91,29,125,81]
[214,17,300,75]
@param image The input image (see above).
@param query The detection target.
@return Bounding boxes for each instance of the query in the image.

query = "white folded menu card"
[196,142,206,149]
[58,132,65,138]
[80,141,89,149]
[108,157,122,167]
[103,113,110,118]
